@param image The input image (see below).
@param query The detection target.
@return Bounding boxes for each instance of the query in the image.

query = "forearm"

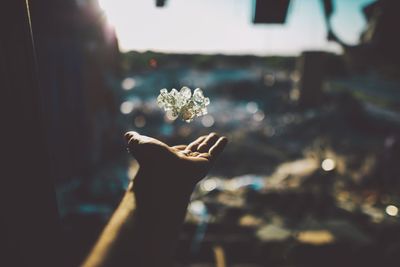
[82,185,137,267]
[83,171,194,267]
[130,169,195,267]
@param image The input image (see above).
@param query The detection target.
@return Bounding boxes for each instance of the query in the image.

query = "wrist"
[133,167,197,198]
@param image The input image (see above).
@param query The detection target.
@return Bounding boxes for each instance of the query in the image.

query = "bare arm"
[82,132,227,267]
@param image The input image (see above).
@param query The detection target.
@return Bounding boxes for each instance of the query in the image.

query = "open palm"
[125,131,227,185]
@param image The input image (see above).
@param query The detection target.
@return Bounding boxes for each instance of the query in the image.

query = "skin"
[82,132,228,267]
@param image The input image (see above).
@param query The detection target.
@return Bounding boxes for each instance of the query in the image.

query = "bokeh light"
[121,77,136,90]
[134,115,146,128]
[253,111,265,122]
[246,101,258,114]
[386,205,399,216]
[201,178,218,192]
[120,101,134,114]
[201,114,215,128]
[321,158,336,171]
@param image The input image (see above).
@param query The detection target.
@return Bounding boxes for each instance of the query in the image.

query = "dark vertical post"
[0,1,61,266]
[297,51,327,108]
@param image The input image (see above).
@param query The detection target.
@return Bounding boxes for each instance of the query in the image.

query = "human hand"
[124,131,227,193]
[83,133,227,267]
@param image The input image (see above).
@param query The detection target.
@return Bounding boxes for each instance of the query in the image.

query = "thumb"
[125,131,146,162]
[124,131,168,164]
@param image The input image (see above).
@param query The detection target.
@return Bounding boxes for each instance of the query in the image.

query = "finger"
[173,145,187,150]
[187,135,207,151]
[125,131,140,147]
[197,132,220,153]
[125,131,138,142]
[209,137,228,160]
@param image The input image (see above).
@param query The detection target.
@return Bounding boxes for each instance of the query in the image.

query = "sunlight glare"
[95,0,372,55]
[97,0,119,27]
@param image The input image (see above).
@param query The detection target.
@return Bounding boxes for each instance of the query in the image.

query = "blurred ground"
[56,52,400,267]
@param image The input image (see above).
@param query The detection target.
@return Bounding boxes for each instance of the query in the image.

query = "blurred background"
[27,0,400,266]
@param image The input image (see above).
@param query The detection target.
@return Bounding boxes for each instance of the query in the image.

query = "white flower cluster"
[157,87,210,122]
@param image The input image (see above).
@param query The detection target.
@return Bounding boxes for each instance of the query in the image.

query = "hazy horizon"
[99,0,375,56]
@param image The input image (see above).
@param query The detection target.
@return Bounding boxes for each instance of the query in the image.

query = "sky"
[97,0,376,56]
